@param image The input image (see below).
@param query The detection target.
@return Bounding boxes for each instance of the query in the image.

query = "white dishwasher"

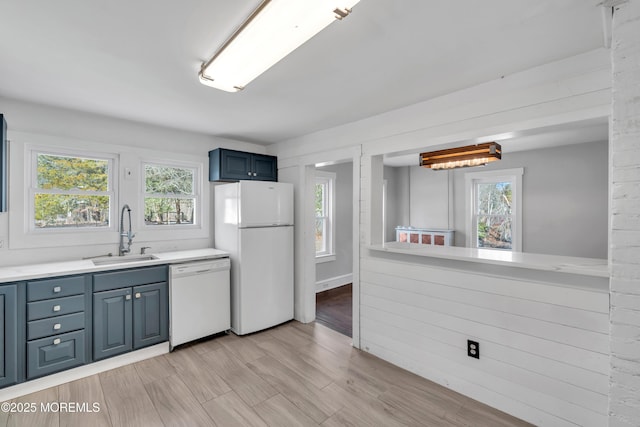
[169,257,230,349]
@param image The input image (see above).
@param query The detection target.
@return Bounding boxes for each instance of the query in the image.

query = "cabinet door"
[0,284,17,388]
[27,330,85,380]
[93,288,132,361]
[252,154,277,181]
[220,149,252,181]
[133,282,168,349]
[0,114,6,212]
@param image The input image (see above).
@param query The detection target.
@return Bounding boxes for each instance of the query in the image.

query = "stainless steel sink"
[91,255,157,266]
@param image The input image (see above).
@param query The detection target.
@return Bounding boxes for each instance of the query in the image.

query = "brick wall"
[609,1,640,426]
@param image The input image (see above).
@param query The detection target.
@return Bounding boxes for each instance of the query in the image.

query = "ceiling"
[0,0,605,145]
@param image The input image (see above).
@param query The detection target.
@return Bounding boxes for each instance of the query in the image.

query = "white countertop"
[0,248,229,284]
[369,242,610,278]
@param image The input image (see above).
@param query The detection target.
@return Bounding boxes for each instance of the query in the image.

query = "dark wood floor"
[0,321,534,427]
[316,284,352,337]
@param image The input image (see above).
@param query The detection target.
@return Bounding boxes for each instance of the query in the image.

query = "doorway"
[314,161,353,337]
[316,284,352,337]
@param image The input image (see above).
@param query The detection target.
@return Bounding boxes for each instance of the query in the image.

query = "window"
[465,168,523,251]
[143,162,199,226]
[315,171,335,259]
[31,151,115,230]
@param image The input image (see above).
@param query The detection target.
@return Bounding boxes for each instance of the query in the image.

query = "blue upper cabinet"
[0,114,7,212]
[209,148,277,182]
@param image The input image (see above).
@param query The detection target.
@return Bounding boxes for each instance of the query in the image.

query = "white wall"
[455,141,608,257]
[383,166,410,242]
[385,140,609,259]
[0,96,265,266]
[609,2,640,426]
[316,162,353,288]
[461,140,607,258]
[409,167,452,230]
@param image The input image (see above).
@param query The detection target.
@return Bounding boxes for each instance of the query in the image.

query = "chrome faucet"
[119,204,135,256]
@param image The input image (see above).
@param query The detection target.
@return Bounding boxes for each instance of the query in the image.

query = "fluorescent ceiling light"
[199,0,361,92]
[420,142,502,170]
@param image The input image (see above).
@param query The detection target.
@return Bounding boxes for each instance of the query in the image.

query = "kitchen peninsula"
[361,242,610,426]
[370,241,609,279]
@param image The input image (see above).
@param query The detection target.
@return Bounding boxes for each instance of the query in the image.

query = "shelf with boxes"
[395,226,454,246]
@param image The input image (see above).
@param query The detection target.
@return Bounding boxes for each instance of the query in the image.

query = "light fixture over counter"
[420,142,502,170]
[199,0,361,92]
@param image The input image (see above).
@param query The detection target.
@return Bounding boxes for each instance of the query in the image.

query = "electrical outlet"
[467,340,480,359]
[0,236,6,249]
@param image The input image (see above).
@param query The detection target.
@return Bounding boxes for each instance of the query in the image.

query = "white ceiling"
[0,0,605,145]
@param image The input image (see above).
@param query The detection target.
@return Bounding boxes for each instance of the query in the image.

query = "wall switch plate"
[467,340,480,359]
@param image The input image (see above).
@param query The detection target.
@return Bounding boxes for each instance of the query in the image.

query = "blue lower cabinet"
[0,284,18,388]
[22,275,90,381]
[0,267,169,389]
[27,330,85,379]
[133,283,168,349]
[93,282,168,361]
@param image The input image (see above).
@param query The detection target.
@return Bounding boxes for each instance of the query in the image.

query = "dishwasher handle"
[170,258,230,278]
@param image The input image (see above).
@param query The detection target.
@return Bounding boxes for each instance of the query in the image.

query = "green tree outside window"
[34,154,111,228]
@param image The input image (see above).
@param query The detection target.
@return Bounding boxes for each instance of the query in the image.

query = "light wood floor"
[1,321,533,427]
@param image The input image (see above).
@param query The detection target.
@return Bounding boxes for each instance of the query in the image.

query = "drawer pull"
[53,323,61,330]
[53,338,61,345]
[135,292,141,299]
[53,286,61,293]
[53,305,61,312]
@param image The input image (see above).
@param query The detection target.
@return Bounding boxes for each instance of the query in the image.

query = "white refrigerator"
[214,181,294,335]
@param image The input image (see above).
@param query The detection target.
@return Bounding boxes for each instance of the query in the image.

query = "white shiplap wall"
[609,2,640,426]
[359,257,609,427]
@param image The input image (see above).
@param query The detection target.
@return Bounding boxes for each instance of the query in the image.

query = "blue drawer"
[93,265,167,292]
[27,276,85,302]
[27,294,85,321]
[27,330,85,379]
[28,312,85,340]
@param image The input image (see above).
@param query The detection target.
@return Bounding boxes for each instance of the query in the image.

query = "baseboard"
[0,342,169,402]
[316,273,353,293]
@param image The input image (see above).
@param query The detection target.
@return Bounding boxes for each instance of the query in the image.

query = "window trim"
[465,168,523,251]
[28,147,118,234]
[315,170,336,261]
[140,160,202,230]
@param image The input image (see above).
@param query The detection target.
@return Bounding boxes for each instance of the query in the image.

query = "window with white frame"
[143,162,199,226]
[465,168,523,251]
[31,150,116,230]
[315,171,335,259]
